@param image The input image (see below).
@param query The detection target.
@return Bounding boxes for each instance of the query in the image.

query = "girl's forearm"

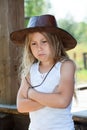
[17,98,44,113]
[28,88,72,108]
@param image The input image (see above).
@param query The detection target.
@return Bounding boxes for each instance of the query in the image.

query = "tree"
[74,22,87,43]
[58,16,77,42]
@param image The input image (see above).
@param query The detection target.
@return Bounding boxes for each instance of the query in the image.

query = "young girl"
[10,14,77,130]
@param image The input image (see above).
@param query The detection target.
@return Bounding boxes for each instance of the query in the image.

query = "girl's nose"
[38,43,42,51]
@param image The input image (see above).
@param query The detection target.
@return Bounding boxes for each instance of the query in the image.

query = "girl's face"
[29,32,53,63]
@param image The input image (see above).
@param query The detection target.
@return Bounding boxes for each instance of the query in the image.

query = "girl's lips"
[38,54,45,56]
[38,54,46,58]
[38,53,45,56]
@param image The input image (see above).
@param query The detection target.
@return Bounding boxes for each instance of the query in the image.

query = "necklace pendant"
[41,74,44,79]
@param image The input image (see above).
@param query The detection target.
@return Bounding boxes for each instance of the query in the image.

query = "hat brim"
[10,27,77,50]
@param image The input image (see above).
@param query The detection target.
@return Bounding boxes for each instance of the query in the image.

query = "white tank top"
[29,62,75,130]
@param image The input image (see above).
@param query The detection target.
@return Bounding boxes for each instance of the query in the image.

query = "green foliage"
[76,69,87,84]
[25,0,46,16]
[58,16,77,40]
[75,22,87,43]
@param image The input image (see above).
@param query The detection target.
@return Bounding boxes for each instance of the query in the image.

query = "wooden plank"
[0,104,18,114]
[0,104,28,115]
[0,0,24,104]
[73,110,87,123]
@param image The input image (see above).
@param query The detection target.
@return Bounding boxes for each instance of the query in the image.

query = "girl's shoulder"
[55,59,75,67]
[60,58,73,63]
[61,58,76,65]
[60,59,76,71]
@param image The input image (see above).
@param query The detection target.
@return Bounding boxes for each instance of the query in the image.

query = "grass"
[67,43,87,85]
[76,69,87,84]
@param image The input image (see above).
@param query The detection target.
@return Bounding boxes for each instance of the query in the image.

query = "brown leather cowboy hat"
[10,14,77,50]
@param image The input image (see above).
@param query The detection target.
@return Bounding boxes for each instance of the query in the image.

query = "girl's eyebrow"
[41,37,47,41]
[30,38,47,42]
[30,40,36,43]
[29,38,36,43]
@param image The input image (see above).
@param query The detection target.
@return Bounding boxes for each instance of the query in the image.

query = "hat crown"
[28,15,58,28]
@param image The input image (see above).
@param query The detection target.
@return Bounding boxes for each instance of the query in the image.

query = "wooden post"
[83,53,87,69]
[0,0,24,104]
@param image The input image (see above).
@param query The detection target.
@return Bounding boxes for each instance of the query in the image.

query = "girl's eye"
[31,42,36,45]
[42,40,47,44]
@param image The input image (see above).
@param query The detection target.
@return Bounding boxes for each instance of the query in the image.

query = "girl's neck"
[39,61,55,73]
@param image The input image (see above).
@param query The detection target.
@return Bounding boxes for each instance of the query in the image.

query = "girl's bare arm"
[17,76,44,113]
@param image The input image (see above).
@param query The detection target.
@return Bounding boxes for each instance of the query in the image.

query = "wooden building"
[0,0,24,105]
[0,1,29,130]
